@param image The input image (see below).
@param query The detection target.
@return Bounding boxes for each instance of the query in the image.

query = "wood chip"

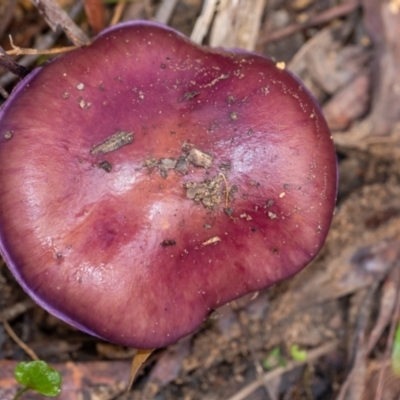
[202,236,221,246]
[90,131,133,155]
[190,0,219,44]
[187,148,212,168]
[209,0,266,51]
[30,0,89,45]
[154,0,179,24]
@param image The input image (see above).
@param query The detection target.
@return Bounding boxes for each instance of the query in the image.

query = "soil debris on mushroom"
[184,176,223,209]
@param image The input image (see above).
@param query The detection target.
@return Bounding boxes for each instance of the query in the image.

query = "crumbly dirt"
[184,175,223,209]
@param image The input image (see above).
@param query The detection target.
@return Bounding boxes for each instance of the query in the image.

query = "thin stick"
[0,0,83,90]
[0,85,9,99]
[336,281,381,400]
[154,0,178,24]
[6,46,79,56]
[2,319,39,361]
[0,299,35,322]
[12,387,29,400]
[367,271,398,353]
[64,26,89,47]
[190,0,219,44]
[7,36,78,56]
[226,341,339,400]
[230,302,277,400]
[375,269,400,400]
[257,0,360,45]
[110,0,127,26]
[5,46,77,56]
[0,46,30,78]
[29,0,89,45]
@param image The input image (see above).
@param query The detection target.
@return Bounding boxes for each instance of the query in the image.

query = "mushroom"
[0,21,337,349]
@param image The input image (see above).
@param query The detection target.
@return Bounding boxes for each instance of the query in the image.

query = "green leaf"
[290,344,307,362]
[392,322,400,376]
[14,360,61,397]
[263,347,287,370]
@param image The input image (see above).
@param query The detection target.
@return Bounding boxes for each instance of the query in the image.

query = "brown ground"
[2,1,400,399]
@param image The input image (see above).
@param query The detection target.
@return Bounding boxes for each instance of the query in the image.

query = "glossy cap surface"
[0,22,337,348]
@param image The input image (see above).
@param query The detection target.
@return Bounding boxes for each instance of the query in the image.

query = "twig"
[352,283,381,360]
[2,319,39,361]
[64,26,89,47]
[219,173,230,209]
[83,0,105,34]
[0,85,9,98]
[190,0,219,44]
[0,299,35,322]
[257,0,361,45]
[29,0,89,45]
[154,0,178,24]
[367,270,398,353]
[0,46,30,78]
[375,267,400,400]
[225,341,339,400]
[5,47,78,56]
[230,301,277,400]
[110,0,126,26]
[6,36,78,56]
[336,282,380,400]
[210,0,266,51]
[0,0,83,91]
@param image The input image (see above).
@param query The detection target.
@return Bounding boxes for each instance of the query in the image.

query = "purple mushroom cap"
[0,21,337,349]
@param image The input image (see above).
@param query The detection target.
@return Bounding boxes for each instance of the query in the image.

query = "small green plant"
[290,344,308,362]
[263,347,287,370]
[13,360,61,399]
[392,322,400,376]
